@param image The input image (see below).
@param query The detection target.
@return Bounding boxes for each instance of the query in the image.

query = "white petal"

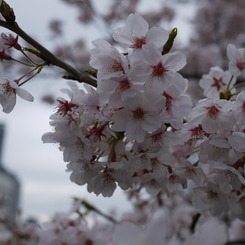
[1,94,16,113]
[227,44,236,61]
[16,88,34,102]
[146,27,169,48]
[126,13,148,37]
[162,51,186,71]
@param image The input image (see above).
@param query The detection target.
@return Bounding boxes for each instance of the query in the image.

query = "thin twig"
[0,20,97,87]
[82,200,118,224]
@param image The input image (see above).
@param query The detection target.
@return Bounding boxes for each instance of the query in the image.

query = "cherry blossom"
[187,98,235,133]
[192,182,229,216]
[112,13,168,51]
[89,39,129,82]
[111,91,164,142]
[227,44,245,76]
[0,78,34,113]
[130,43,186,94]
[2,5,245,244]
[199,66,236,99]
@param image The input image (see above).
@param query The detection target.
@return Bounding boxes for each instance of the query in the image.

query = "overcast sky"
[0,0,197,222]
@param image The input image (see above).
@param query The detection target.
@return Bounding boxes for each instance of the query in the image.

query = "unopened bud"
[62,74,77,80]
[1,33,21,50]
[0,1,15,24]
[23,47,42,58]
[84,68,97,78]
[162,28,177,55]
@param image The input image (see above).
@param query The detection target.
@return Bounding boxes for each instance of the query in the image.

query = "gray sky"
[1,0,197,222]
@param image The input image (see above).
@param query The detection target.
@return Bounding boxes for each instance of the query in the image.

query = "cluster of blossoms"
[1,11,245,244]
[1,192,245,245]
[41,14,245,220]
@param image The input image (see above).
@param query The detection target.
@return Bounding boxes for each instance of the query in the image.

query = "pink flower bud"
[1,33,21,50]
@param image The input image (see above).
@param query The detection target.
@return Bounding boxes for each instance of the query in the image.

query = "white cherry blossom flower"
[161,77,192,129]
[227,44,245,76]
[199,66,235,99]
[192,182,229,216]
[112,13,168,51]
[87,172,117,197]
[111,91,164,142]
[0,78,34,113]
[130,43,186,94]
[97,74,142,108]
[89,39,129,81]
[187,98,235,133]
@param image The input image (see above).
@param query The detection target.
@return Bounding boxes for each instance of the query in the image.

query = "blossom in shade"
[111,91,164,143]
[192,182,229,216]
[233,91,245,125]
[227,44,245,76]
[187,98,235,133]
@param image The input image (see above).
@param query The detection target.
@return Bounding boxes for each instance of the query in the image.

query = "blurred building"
[0,123,20,229]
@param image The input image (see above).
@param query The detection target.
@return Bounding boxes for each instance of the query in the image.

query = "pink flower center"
[131,37,146,49]
[132,107,145,120]
[242,101,245,112]
[237,61,245,71]
[118,78,131,91]
[57,100,77,116]
[0,82,15,95]
[151,62,167,78]
[163,91,173,111]
[211,77,226,91]
[88,124,106,141]
[110,60,124,73]
[189,126,205,139]
[206,105,220,119]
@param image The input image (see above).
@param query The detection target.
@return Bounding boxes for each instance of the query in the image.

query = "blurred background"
[0,0,245,222]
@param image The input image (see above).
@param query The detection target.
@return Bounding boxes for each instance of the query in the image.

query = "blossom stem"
[232,80,245,89]
[18,62,47,86]
[81,200,118,224]
[10,57,35,67]
[0,20,97,87]
[16,65,39,82]
[20,49,39,66]
[226,75,234,90]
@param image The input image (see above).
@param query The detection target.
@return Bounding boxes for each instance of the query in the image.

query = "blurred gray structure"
[0,123,20,227]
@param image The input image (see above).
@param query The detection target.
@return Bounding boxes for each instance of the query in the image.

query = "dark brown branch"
[190,212,201,234]
[0,20,97,87]
[225,241,245,245]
